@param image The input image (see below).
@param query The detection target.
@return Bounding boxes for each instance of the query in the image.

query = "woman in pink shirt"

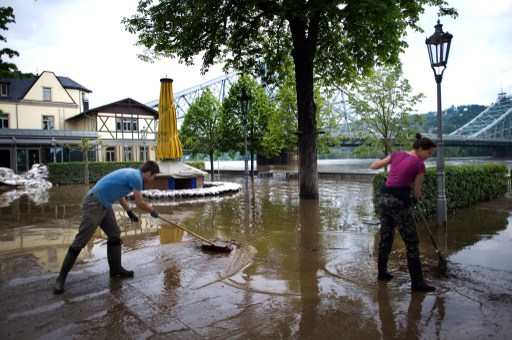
[371,133,437,292]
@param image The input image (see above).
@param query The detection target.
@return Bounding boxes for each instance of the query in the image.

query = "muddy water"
[0,178,511,338]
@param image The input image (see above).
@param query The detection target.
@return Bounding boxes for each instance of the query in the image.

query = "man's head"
[140,160,160,181]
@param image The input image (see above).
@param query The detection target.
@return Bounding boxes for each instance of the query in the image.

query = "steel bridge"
[146,72,355,132]
[447,92,512,144]
[146,73,512,151]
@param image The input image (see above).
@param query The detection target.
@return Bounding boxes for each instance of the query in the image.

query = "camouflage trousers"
[378,192,420,267]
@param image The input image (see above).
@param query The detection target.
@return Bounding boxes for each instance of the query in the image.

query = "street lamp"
[141,127,148,161]
[238,87,250,179]
[51,137,56,162]
[426,19,453,228]
[12,136,17,173]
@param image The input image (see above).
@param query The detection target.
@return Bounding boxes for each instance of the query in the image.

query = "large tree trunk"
[290,16,320,199]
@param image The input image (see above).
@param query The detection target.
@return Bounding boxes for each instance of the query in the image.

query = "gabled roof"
[57,76,92,92]
[0,71,92,102]
[66,98,158,122]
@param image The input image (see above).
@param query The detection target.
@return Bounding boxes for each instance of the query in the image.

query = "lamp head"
[426,20,453,77]
[237,87,250,115]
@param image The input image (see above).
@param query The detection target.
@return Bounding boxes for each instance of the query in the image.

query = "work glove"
[127,210,139,222]
[150,209,159,218]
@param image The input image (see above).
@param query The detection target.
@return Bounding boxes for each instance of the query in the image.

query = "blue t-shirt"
[88,168,143,208]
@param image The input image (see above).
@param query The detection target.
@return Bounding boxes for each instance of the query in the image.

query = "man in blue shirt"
[52,160,161,294]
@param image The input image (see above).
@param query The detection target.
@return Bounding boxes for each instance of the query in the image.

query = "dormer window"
[42,87,52,101]
[0,83,9,97]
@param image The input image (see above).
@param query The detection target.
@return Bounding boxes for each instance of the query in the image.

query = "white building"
[0,71,158,172]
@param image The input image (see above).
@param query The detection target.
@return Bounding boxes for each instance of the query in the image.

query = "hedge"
[47,161,206,185]
[372,163,509,217]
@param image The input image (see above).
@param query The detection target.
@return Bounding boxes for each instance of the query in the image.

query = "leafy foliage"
[347,66,425,157]
[123,0,457,197]
[372,164,509,217]
[48,162,141,185]
[217,75,274,173]
[180,88,221,180]
[0,6,33,79]
[64,138,104,185]
[268,63,341,157]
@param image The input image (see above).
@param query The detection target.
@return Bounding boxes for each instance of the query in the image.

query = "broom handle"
[416,204,442,254]
[158,216,214,245]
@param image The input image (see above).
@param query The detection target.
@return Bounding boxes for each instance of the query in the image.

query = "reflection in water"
[0,179,510,338]
[298,199,322,339]
[377,284,448,339]
[158,226,184,244]
[377,284,397,339]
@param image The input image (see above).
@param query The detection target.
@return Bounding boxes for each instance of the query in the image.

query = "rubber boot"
[378,255,394,280]
[52,248,80,294]
[409,258,435,292]
[107,240,134,277]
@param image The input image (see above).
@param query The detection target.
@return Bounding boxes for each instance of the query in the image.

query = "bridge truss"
[449,92,512,141]
[146,72,240,120]
[146,72,354,131]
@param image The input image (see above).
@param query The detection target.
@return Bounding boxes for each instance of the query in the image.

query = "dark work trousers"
[69,194,121,253]
[378,193,420,270]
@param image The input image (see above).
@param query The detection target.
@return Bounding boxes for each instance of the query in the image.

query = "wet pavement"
[0,177,511,339]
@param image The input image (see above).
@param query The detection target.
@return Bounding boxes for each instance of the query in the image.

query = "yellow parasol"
[156,78,183,159]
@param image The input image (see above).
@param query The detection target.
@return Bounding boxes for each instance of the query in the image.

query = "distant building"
[0,71,158,173]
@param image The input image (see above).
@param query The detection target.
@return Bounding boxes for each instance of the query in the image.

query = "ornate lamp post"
[141,127,148,161]
[238,87,250,179]
[426,20,453,228]
[51,137,56,162]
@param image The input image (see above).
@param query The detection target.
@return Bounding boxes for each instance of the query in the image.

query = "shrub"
[48,161,206,185]
[372,163,509,217]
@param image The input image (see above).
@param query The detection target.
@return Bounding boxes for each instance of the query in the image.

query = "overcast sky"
[3,0,512,114]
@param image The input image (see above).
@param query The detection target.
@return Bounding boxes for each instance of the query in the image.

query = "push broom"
[158,215,233,253]
[415,203,448,277]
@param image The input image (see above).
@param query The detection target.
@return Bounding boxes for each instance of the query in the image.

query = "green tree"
[347,66,424,157]
[218,75,274,176]
[268,64,340,159]
[66,138,104,185]
[0,6,32,79]
[180,88,221,181]
[123,0,456,198]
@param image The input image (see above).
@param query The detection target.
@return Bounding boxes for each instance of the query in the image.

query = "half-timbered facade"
[66,98,158,162]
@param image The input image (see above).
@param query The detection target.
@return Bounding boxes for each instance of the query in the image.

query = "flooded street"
[0,174,511,339]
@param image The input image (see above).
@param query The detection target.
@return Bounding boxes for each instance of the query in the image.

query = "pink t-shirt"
[385,151,425,187]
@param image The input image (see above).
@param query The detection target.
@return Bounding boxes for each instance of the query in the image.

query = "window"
[42,116,54,130]
[106,147,115,162]
[0,114,8,128]
[87,149,96,162]
[123,146,132,161]
[42,87,52,101]
[139,146,148,161]
[0,83,9,97]
[116,117,137,132]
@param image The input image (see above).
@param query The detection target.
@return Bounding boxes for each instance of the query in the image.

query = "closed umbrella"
[156,78,183,159]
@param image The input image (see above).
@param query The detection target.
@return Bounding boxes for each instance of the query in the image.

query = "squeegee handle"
[158,216,214,245]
